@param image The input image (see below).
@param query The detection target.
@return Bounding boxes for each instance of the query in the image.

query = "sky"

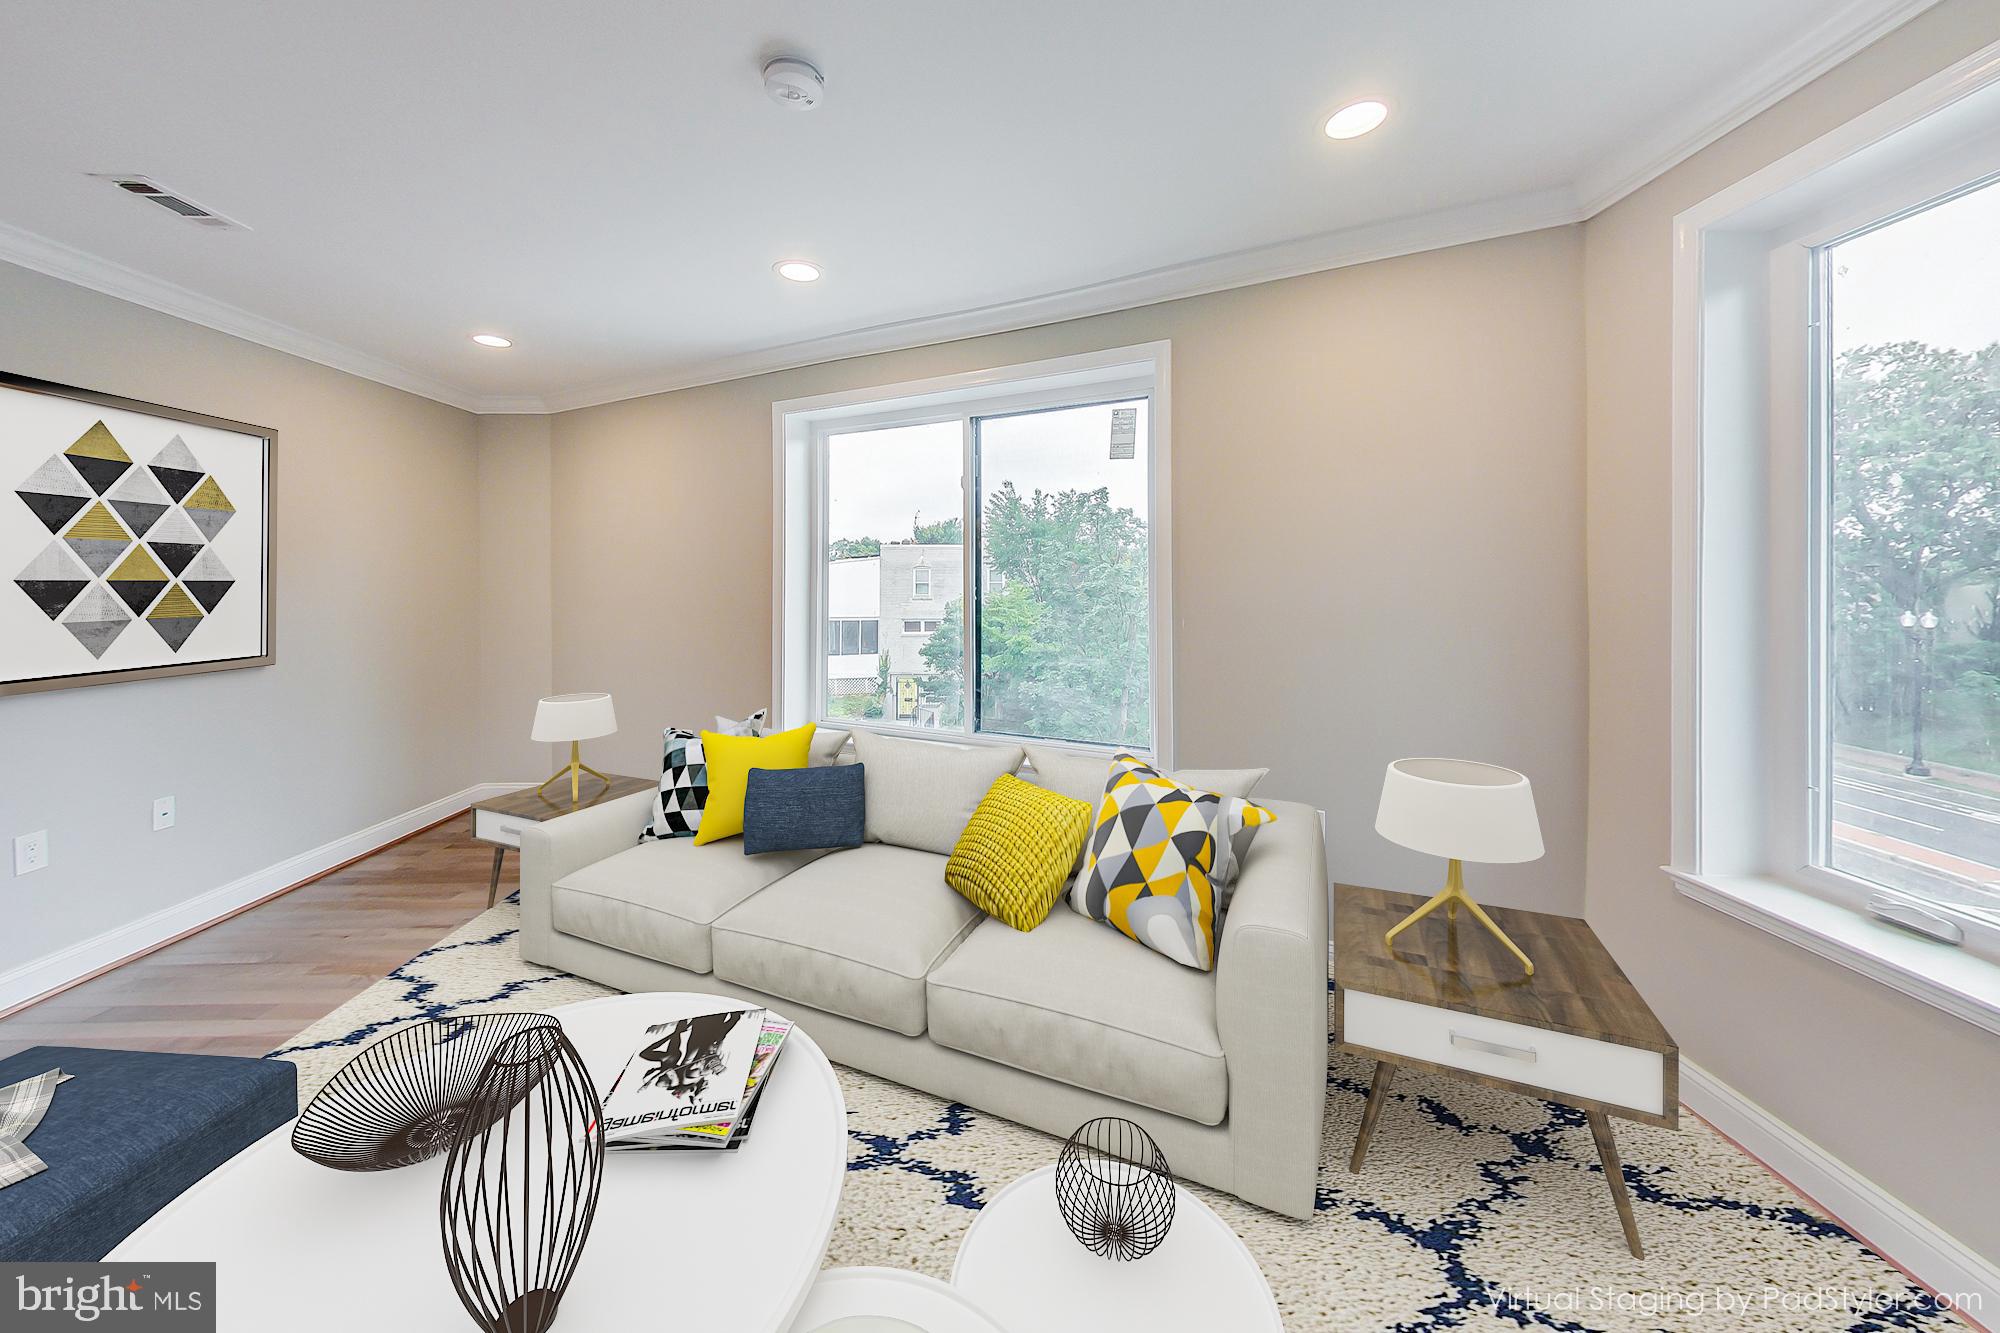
[826,398,1151,544]
[1829,174,2000,354]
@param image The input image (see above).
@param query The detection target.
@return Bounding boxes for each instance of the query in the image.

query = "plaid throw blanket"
[0,1068,72,1189]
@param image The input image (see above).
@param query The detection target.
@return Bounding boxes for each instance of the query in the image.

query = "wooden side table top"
[473,775,655,826]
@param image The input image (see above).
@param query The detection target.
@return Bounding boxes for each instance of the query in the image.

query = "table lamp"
[1374,758,1544,975]
[532,692,617,804]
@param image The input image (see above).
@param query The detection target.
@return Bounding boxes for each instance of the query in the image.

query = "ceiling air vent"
[92,175,246,230]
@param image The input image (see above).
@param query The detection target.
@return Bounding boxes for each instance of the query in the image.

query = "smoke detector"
[92,175,246,230]
[763,57,825,111]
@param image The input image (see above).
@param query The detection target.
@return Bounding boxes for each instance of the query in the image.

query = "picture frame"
[1,372,276,697]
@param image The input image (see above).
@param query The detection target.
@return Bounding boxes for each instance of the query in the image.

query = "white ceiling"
[0,0,1936,412]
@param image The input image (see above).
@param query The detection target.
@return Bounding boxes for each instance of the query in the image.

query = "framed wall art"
[1,373,275,696]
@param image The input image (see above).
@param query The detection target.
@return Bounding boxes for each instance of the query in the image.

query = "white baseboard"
[1680,1059,1998,1320]
[0,782,531,1015]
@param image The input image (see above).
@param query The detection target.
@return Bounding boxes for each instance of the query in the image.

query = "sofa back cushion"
[1022,744,1268,807]
[850,730,1024,856]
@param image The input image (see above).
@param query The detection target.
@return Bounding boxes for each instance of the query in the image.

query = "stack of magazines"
[596,1006,792,1151]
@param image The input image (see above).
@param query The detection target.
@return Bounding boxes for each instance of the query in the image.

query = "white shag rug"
[270,898,1975,1333]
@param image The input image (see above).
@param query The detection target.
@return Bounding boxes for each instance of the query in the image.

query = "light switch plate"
[14,830,48,875]
[153,796,176,830]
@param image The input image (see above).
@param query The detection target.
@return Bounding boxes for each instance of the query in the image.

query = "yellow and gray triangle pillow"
[1068,753,1275,971]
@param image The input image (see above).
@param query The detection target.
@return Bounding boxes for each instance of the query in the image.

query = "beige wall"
[0,260,481,982]
[549,227,1590,913]
[1583,0,2000,1261]
[476,414,554,780]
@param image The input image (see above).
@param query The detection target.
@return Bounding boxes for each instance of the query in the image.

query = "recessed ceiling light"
[775,260,822,282]
[1324,100,1389,140]
[471,333,512,348]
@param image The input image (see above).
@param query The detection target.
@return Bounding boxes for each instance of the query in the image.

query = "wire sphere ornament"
[292,1012,562,1171]
[439,1023,605,1333]
[1054,1117,1176,1261]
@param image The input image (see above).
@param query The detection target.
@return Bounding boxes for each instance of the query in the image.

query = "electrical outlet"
[14,830,48,876]
[153,796,176,831]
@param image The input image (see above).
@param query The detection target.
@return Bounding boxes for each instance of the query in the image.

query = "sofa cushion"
[0,1045,296,1260]
[711,843,981,1036]
[926,913,1227,1124]
[1023,744,1268,807]
[552,837,829,973]
[851,730,1024,855]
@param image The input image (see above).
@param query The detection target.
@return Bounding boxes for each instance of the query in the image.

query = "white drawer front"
[475,809,533,848]
[1343,990,1664,1118]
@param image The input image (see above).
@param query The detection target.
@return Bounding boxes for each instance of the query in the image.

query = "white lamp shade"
[1374,758,1544,864]
[532,692,617,743]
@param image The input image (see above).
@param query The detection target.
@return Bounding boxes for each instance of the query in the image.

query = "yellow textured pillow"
[692,723,816,845]
[944,773,1092,931]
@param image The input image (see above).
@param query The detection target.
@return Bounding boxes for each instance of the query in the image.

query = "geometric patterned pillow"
[1067,753,1275,971]
[640,710,766,841]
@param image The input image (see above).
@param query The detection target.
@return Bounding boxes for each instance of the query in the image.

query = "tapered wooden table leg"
[486,846,507,909]
[1349,1060,1397,1173]
[1587,1109,1644,1258]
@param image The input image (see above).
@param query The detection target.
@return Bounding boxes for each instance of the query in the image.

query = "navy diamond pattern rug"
[272,898,1978,1332]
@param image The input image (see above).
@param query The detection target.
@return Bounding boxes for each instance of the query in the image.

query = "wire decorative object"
[439,1024,605,1333]
[1054,1117,1176,1261]
[292,1012,562,1171]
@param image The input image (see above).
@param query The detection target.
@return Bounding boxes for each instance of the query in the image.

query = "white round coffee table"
[112,993,847,1332]
[952,1166,1281,1333]
[791,1267,1007,1333]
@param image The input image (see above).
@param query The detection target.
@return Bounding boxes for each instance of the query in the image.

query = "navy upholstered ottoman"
[0,1045,296,1261]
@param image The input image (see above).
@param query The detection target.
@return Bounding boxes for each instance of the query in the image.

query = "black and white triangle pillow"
[641,709,767,841]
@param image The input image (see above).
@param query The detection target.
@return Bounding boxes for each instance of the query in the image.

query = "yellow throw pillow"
[944,773,1092,931]
[692,722,816,846]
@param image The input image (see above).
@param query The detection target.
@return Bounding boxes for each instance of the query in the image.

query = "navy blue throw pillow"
[742,763,865,855]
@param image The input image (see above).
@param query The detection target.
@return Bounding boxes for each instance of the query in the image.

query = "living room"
[0,4,1996,1330]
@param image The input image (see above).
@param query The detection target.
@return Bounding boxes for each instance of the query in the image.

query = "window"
[828,618,878,656]
[1814,179,2000,929]
[775,344,1171,756]
[1671,64,2000,1020]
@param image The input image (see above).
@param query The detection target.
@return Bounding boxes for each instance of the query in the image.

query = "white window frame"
[912,566,930,600]
[1668,39,2000,1034]
[771,341,1174,764]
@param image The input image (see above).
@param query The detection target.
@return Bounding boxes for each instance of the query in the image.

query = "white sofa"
[517,737,1329,1218]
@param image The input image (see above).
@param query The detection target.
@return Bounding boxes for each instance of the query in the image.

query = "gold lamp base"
[1383,858,1535,976]
[536,741,611,805]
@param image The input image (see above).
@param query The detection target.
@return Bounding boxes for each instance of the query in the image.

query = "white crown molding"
[0,220,488,413]
[1574,0,1947,215]
[533,185,1586,413]
[0,0,1943,416]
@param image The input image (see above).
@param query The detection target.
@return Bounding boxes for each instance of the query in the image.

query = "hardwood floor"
[0,816,497,1062]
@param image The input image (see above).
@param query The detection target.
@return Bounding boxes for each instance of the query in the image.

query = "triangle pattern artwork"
[146,582,204,651]
[181,546,235,612]
[62,501,134,576]
[105,466,172,537]
[106,544,170,617]
[148,436,204,502]
[60,583,132,659]
[14,453,91,534]
[14,540,92,620]
[183,475,235,540]
[64,422,133,494]
[145,506,206,576]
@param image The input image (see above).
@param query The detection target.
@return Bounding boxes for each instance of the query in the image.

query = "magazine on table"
[597,1006,793,1151]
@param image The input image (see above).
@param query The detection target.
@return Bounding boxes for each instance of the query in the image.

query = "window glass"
[1821,178,2000,922]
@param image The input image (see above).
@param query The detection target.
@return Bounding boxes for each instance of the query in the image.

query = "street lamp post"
[1899,609,1939,777]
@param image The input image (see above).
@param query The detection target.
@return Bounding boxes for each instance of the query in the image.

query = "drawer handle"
[1450,1031,1537,1063]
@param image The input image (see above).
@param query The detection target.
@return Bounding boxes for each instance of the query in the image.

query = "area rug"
[271,899,1975,1332]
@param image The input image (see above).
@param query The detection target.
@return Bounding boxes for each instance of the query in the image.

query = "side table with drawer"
[471,776,654,907]
[1334,883,1678,1257]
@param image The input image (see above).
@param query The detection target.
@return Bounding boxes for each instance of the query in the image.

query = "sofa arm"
[517,789,655,962]
[1215,797,1329,1217]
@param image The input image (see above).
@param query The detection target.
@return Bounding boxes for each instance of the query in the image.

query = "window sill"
[1666,868,2000,1037]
